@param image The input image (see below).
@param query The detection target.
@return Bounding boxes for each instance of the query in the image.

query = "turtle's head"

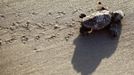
[112,10,125,23]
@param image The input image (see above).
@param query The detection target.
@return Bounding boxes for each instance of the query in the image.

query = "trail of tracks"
[0,0,134,75]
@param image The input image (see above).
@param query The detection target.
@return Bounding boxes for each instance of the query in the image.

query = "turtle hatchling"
[79,9,125,38]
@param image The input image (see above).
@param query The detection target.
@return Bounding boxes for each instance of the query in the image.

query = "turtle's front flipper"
[80,25,93,36]
[80,25,89,36]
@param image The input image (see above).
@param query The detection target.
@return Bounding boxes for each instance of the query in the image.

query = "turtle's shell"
[82,10,112,30]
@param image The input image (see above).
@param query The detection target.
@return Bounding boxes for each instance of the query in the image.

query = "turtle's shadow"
[71,26,121,75]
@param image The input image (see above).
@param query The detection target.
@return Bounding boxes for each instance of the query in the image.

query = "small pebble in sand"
[72,21,75,25]
[72,9,80,14]
[0,40,2,46]
[32,12,38,15]
[0,14,5,18]
[56,15,62,19]
[0,42,2,46]
[35,35,40,40]
[47,35,56,39]
[33,48,37,50]
[56,33,60,35]
[98,1,102,5]
[20,64,23,65]
[58,11,66,15]
[21,36,28,44]
[33,48,42,52]
[65,36,70,41]
[72,19,75,21]
[26,21,30,25]
[88,9,94,13]
[48,23,53,25]
[54,24,60,29]
[51,35,56,38]
[67,24,73,27]
[9,26,15,31]
[48,12,52,15]
[68,33,73,36]
[16,21,21,24]
[5,38,16,44]
[65,33,73,41]
[12,22,16,26]
[10,23,17,31]
[35,50,42,52]
[20,21,30,30]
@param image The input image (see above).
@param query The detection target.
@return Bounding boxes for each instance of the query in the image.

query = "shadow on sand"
[71,25,121,75]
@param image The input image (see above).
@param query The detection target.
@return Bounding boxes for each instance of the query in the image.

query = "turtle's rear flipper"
[79,25,92,36]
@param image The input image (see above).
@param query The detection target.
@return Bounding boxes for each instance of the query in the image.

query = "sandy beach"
[0,0,134,75]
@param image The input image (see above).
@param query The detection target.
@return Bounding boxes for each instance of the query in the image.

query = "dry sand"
[0,0,134,75]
